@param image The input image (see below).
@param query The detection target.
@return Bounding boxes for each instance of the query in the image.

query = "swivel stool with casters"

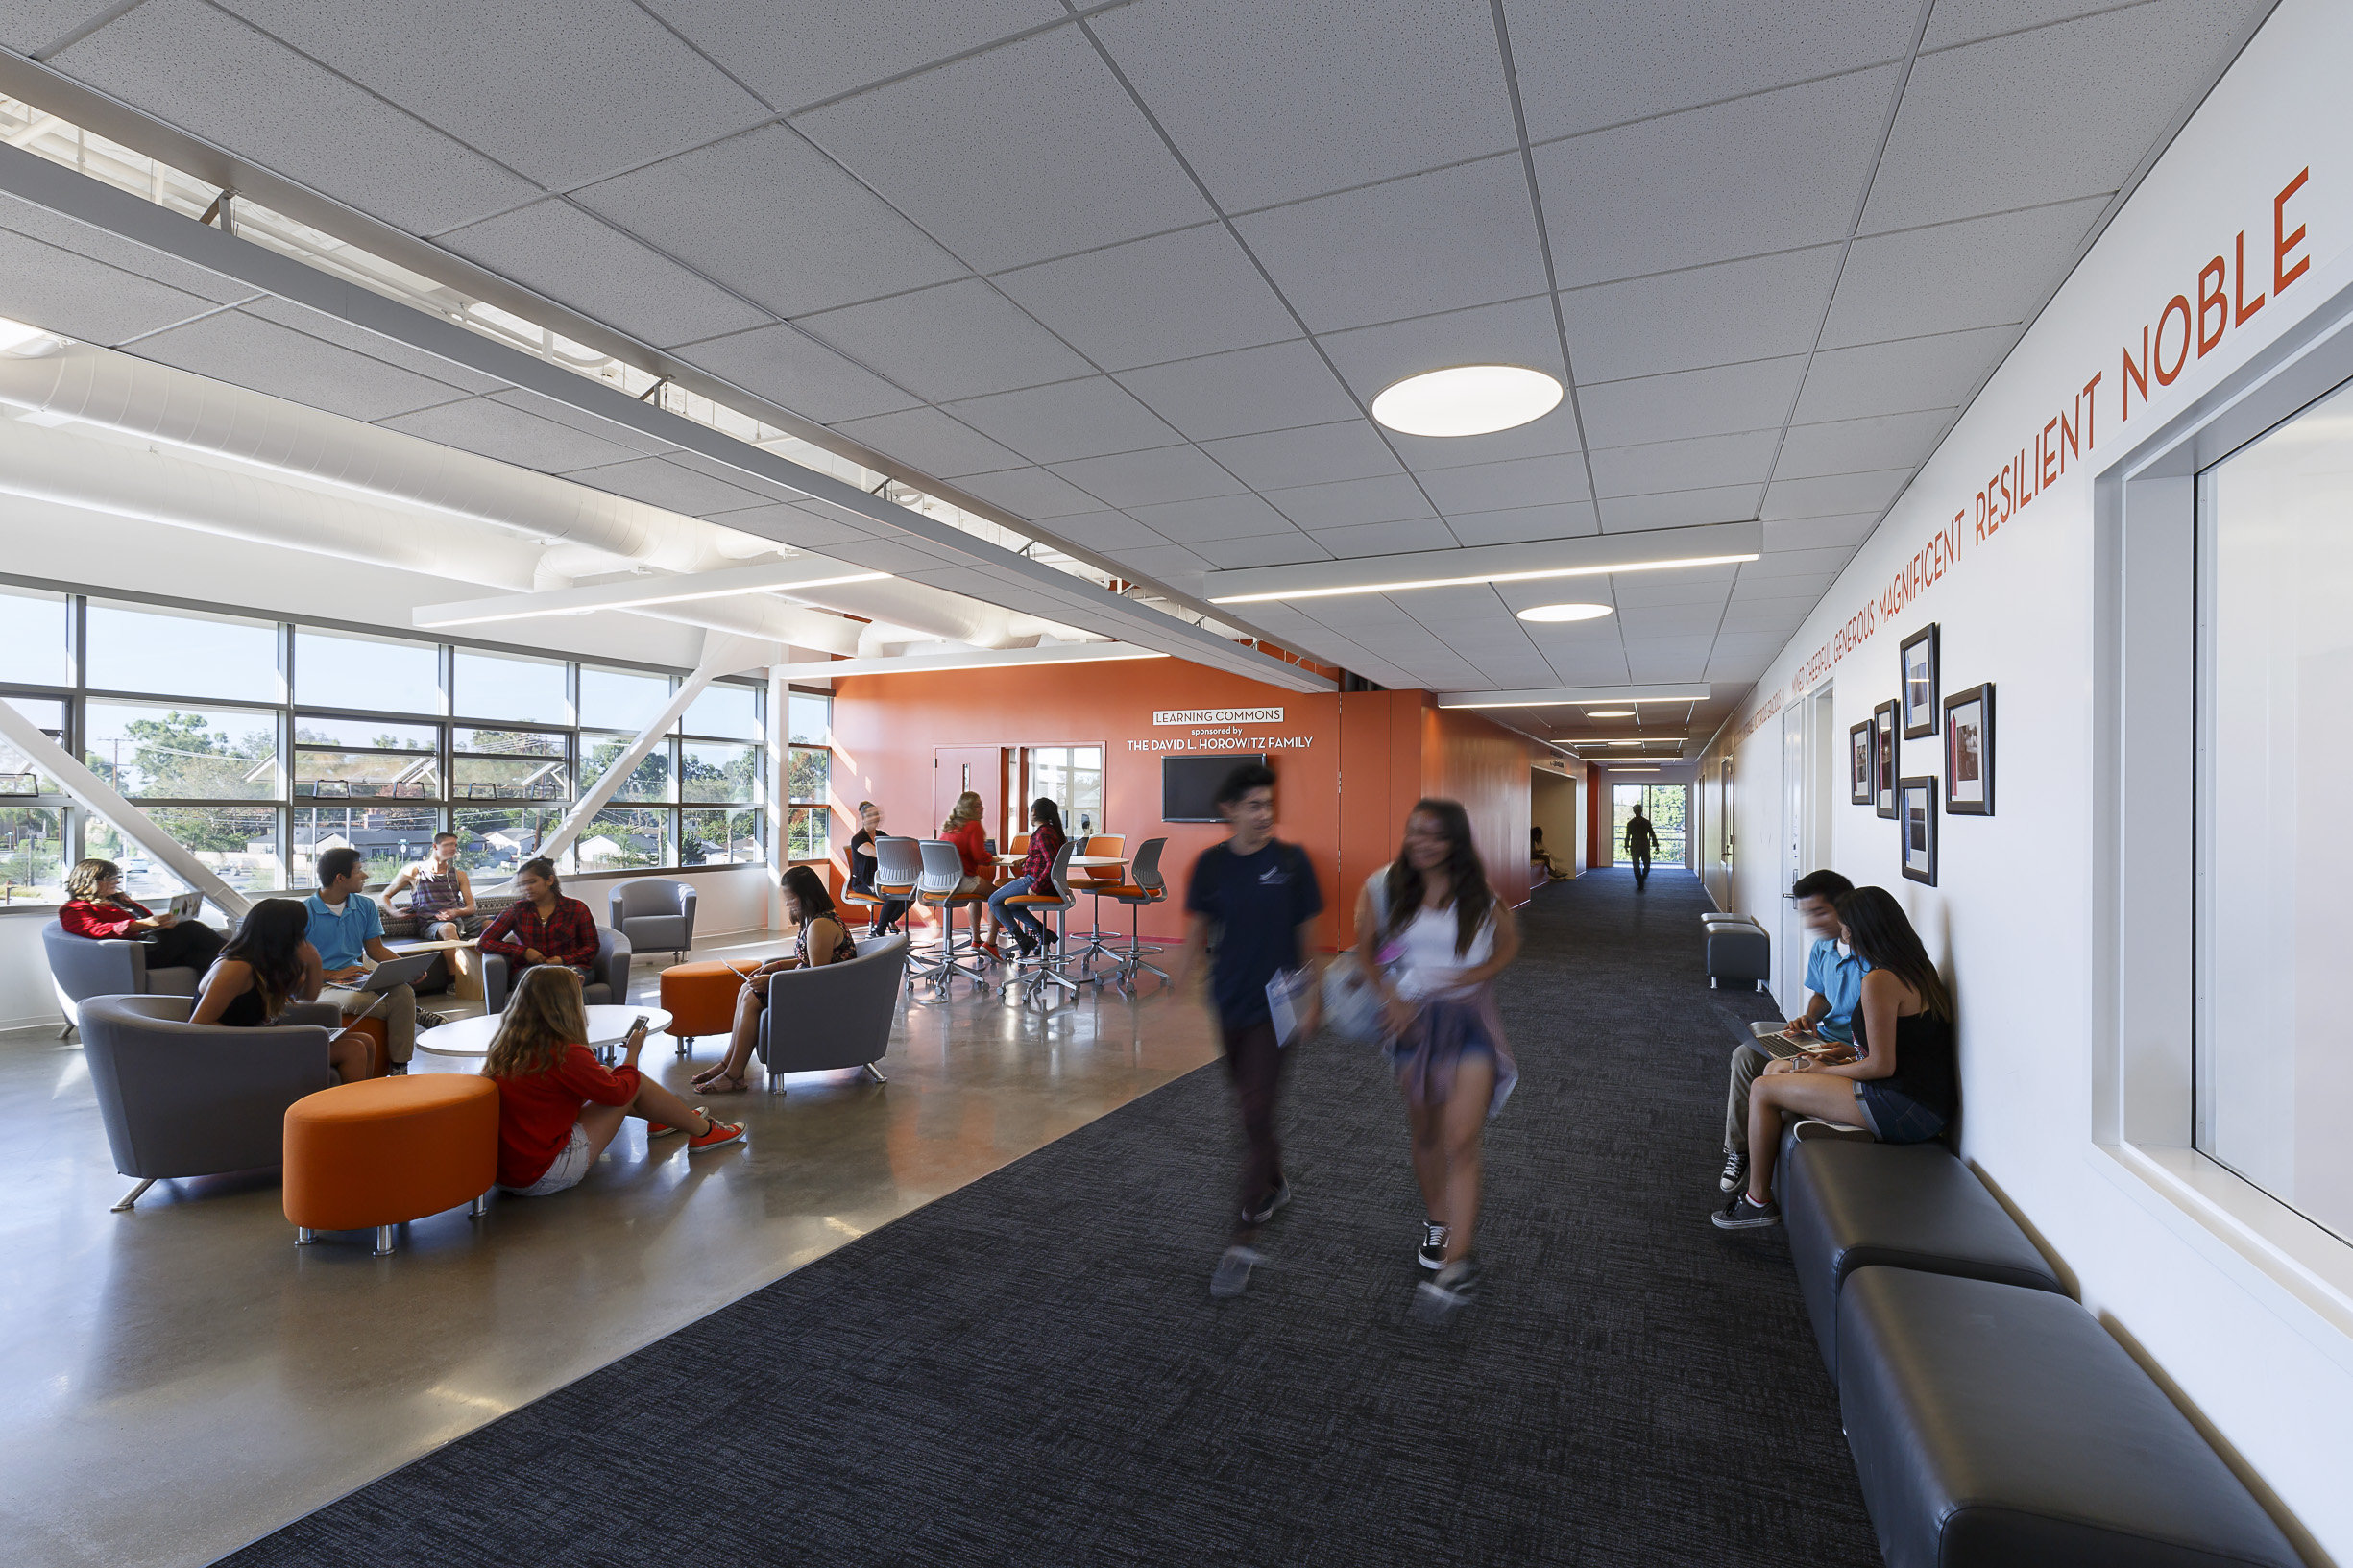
[1001,841,1080,1005]
[1104,836,1170,992]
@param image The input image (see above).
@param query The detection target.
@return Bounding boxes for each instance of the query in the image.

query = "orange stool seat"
[283,1074,498,1255]
[660,960,758,1054]
[341,1014,389,1077]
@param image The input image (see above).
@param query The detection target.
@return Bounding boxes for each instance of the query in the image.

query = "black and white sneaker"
[1414,1257,1481,1323]
[1418,1220,1450,1269]
[1241,1178,1292,1229]
[1711,1194,1782,1230]
[417,1010,448,1031]
[1718,1148,1749,1193]
[1210,1244,1262,1298]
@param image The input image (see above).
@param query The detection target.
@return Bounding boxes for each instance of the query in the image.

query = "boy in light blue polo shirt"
[1717,870,1863,1193]
[304,845,427,1072]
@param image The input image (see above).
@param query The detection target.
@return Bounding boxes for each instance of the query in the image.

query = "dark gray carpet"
[220,868,1880,1567]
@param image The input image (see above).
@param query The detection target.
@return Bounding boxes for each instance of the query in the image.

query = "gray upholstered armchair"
[480,926,632,1011]
[78,993,337,1212]
[757,931,907,1088]
[609,879,696,964]
[43,921,204,1038]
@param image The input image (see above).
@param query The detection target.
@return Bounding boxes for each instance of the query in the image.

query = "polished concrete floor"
[1,930,1220,1568]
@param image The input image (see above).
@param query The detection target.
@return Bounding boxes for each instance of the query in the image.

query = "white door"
[1779,705,1807,1009]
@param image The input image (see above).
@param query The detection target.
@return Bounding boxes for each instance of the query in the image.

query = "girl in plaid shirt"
[480,857,600,980]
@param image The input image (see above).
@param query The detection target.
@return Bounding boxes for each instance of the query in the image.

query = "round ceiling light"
[1372,364,1564,437]
[1583,709,1635,717]
[1516,602,1613,623]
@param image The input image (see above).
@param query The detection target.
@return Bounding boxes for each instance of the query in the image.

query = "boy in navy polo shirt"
[1172,762,1322,1299]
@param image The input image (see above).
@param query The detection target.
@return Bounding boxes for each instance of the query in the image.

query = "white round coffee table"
[417,1003,672,1062]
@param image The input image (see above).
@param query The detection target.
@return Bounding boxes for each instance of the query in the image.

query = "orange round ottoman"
[283,1074,498,1256]
[660,960,757,1057]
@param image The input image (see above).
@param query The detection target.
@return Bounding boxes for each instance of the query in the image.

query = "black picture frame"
[1901,623,1940,738]
[1848,719,1874,805]
[1943,683,1994,816]
[1874,701,1898,818]
[1900,775,1938,885]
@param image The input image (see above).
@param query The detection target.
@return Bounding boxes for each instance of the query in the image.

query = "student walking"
[1171,762,1322,1299]
[1351,799,1520,1321]
[1625,805,1659,888]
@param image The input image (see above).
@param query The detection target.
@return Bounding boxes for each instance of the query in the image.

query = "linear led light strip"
[1208,552,1758,604]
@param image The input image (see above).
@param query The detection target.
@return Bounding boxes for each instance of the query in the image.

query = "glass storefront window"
[294,628,443,715]
[0,806,66,905]
[0,585,68,686]
[576,807,670,871]
[85,601,279,703]
[454,649,570,725]
[85,700,282,800]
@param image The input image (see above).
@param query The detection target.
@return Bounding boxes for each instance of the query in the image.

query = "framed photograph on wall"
[1874,701,1898,818]
[1944,683,1994,816]
[1849,719,1875,805]
[1900,775,1938,885]
[1900,623,1940,737]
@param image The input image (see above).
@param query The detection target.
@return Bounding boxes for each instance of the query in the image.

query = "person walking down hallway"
[1625,805,1659,888]
[1171,763,1322,1300]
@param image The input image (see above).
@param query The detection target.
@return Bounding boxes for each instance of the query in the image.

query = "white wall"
[1703,2,2352,1555]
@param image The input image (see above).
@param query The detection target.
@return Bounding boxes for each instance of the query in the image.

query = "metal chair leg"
[863,1061,888,1083]
[295,1227,317,1245]
[470,1191,492,1218]
[373,1224,397,1257]
[112,1178,157,1213]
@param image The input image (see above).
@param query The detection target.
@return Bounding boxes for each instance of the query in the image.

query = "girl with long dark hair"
[1352,798,1521,1318]
[1716,885,1955,1229]
[690,864,858,1095]
[190,898,376,1082]
[985,797,1067,958]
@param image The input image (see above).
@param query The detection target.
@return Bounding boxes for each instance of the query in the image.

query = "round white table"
[416,1003,672,1061]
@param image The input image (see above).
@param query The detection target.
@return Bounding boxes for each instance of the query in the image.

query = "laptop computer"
[1751,1019,1851,1060]
[352,953,438,993]
[167,892,206,919]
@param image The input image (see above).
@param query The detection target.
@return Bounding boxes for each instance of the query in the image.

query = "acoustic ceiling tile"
[0,228,230,348]
[1192,532,1330,570]
[558,456,766,516]
[1589,429,1781,497]
[941,377,1182,465]
[1316,295,1567,404]
[1417,451,1593,513]
[1741,544,1857,581]
[1614,602,1724,638]
[1729,568,1835,602]
[377,395,651,473]
[1862,0,2256,230]
[830,407,1028,481]
[1122,493,1297,544]
[0,192,255,305]
[991,224,1301,373]
[1790,325,2019,424]
[2,0,109,52]
[1387,404,1585,473]
[1443,501,1599,545]
[222,0,769,189]
[1822,197,2109,349]
[643,0,1063,113]
[1559,244,1844,382]
[673,323,925,423]
[485,388,679,459]
[1102,543,1216,583]
[1576,356,1805,448]
[946,464,1109,520]
[1309,519,1464,560]
[52,0,538,233]
[1036,511,1172,553]
[821,537,975,576]
[1234,154,1551,334]
[240,295,512,395]
[793,278,1095,403]
[1200,422,1404,491]
[127,308,472,422]
[1535,67,1896,288]
[1609,564,1740,604]
[1113,339,1361,444]
[792,26,1212,272]
[1923,0,2148,49]
[1047,446,1246,509]
[701,502,878,550]
[1773,409,1954,482]
[1761,513,1882,552]
[438,200,771,350]
[1264,473,1440,531]
[1089,0,1518,211]
[1761,468,1912,520]
[571,126,967,319]
[1501,0,1918,142]
[1598,483,1765,532]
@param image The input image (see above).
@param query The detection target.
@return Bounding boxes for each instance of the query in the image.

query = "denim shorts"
[1854,1081,1947,1144]
[506,1122,593,1197]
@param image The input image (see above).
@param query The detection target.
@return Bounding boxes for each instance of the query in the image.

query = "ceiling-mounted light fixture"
[1583,709,1635,718]
[1205,522,1759,606]
[1371,365,1564,437]
[1516,602,1613,623]
[0,315,64,357]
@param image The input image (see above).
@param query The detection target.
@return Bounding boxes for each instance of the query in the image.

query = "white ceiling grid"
[0,0,2276,749]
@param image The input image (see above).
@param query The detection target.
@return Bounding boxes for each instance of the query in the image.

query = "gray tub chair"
[758,932,907,1089]
[43,921,205,1038]
[481,926,633,1011]
[610,880,696,964]
[79,993,337,1212]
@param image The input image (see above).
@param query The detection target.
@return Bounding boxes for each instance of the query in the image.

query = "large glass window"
[786,690,830,861]
[577,807,670,872]
[85,601,279,702]
[0,806,65,905]
[454,649,570,725]
[0,586,69,686]
[2,696,68,796]
[454,806,567,875]
[580,735,673,802]
[85,700,282,800]
[295,628,443,715]
[1028,744,1104,837]
[293,805,440,886]
[684,808,763,866]
[294,715,437,799]
[2195,374,2353,1242]
[579,665,673,732]
[685,682,762,741]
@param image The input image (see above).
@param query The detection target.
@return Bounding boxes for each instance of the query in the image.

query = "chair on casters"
[1002,841,1080,1005]
[1104,837,1171,992]
[608,879,696,965]
[912,840,988,991]
[870,838,925,969]
[1064,834,1127,979]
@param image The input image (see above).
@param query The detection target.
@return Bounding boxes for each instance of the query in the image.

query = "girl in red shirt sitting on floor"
[482,965,743,1197]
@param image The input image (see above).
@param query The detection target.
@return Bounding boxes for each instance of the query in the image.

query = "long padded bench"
[1702,912,1768,989]
[1781,1138,2301,1567]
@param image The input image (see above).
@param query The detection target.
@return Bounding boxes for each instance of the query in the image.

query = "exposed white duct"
[0,343,1105,651]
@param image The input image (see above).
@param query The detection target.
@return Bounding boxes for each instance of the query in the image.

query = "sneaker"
[687,1117,745,1151]
[1240,1178,1292,1229]
[1414,1257,1481,1322]
[416,1010,448,1030]
[1711,1194,1782,1229]
[1210,1244,1262,1298]
[645,1121,684,1138]
[1790,1117,1875,1144]
[1718,1148,1750,1193]
[1418,1219,1450,1269]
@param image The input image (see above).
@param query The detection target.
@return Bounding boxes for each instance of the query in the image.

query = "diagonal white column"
[0,699,253,920]
[533,631,776,875]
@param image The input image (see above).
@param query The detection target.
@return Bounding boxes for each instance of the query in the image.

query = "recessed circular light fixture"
[1583,709,1635,717]
[1372,364,1564,437]
[1516,602,1613,623]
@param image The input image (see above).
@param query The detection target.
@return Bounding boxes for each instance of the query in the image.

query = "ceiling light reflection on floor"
[1371,365,1564,437]
[1516,602,1613,623]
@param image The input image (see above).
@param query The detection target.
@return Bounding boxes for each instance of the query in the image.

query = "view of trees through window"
[1611,784,1688,867]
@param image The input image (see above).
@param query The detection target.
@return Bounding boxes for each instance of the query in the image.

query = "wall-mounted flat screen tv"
[1162,754,1267,823]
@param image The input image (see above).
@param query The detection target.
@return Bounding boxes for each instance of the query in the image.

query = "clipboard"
[1267,967,1309,1047]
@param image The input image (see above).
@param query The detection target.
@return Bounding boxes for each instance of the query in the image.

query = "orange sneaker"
[688,1116,744,1151]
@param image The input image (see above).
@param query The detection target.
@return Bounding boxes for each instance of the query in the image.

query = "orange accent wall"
[828,663,1538,952]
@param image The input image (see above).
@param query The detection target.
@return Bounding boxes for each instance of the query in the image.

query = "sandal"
[699,1072,750,1095]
